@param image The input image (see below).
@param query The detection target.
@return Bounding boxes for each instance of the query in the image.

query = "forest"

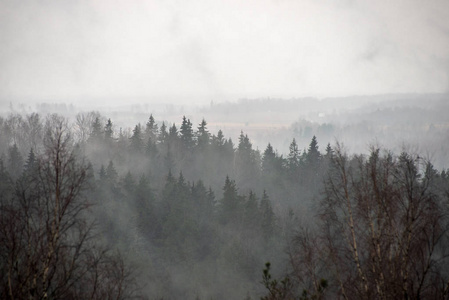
[1,109,449,299]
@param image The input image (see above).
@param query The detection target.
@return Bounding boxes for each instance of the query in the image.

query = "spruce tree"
[104,118,113,141]
[214,129,225,148]
[180,116,194,150]
[236,131,260,186]
[168,123,178,142]
[220,176,241,225]
[23,148,36,173]
[122,171,136,193]
[324,143,333,159]
[244,190,259,232]
[130,124,144,154]
[145,114,158,140]
[89,116,103,143]
[196,118,210,149]
[287,138,300,172]
[106,160,118,183]
[238,131,252,153]
[99,165,107,181]
[306,135,321,167]
[158,121,168,144]
[262,143,276,173]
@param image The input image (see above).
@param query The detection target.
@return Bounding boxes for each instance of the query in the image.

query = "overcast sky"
[1,0,449,105]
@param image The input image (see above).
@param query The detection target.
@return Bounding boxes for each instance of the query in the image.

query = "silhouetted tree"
[180,116,194,150]
[196,118,210,149]
[104,118,114,141]
[289,145,449,299]
[158,121,168,145]
[122,171,136,194]
[306,135,320,167]
[23,148,36,173]
[236,131,260,187]
[0,114,140,299]
[89,116,103,143]
[219,176,241,225]
[106,160,118,184]
[129,124,144,154]
[168,123,178,142]
[287,138,301,178]
[145,114,158,140]
[244,190,259,232]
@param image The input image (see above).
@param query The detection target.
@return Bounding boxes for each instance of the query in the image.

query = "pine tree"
[220,176,241,225]
[104,118,114,141]
[130,124,144,154]
[244,190,259,232]
[158,121,168,144]
[213,129,225,148]
[236,131,260,186]
[134,174,152,205]
[306,135,320,166]
[89,116,103,143]
[196,118,210,149]
[180,116,194,149]
[287,138,300,171]
[238,131,252,153]
[99,165,107,181]
[324,143,333,159]
[23,148,36,173]
[122,171,136,193]
[117,127,129,157]
[262,143,276,173]
[223,138,235,156]
[191,180,215,220]
[177,171,187,189]
[168,123,178,142]
[145,114,158,140]
[106,160,118,183]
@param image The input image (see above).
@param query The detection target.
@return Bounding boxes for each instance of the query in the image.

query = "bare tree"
[0,114,140,299]
[289,144,449,299]
[23,112,44,152]
[73,111,102,144]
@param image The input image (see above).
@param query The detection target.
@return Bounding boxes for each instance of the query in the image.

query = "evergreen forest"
[1,111,449,299]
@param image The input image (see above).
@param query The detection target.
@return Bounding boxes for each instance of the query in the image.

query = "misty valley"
[1,97,449,299]
[3,0,449,298]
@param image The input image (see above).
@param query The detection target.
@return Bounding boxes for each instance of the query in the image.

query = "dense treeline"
[0,115,140,299]
[1,111,448,299]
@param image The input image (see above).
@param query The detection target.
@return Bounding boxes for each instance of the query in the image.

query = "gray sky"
[1,0,449,105]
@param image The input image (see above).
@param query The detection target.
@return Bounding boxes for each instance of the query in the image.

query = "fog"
[1,0,449,103]
[2,94,448,299]
[2,1,449,299]
[4,93,449,170]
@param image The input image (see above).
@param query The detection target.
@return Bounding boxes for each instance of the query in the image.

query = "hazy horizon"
[1,0,449,106]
